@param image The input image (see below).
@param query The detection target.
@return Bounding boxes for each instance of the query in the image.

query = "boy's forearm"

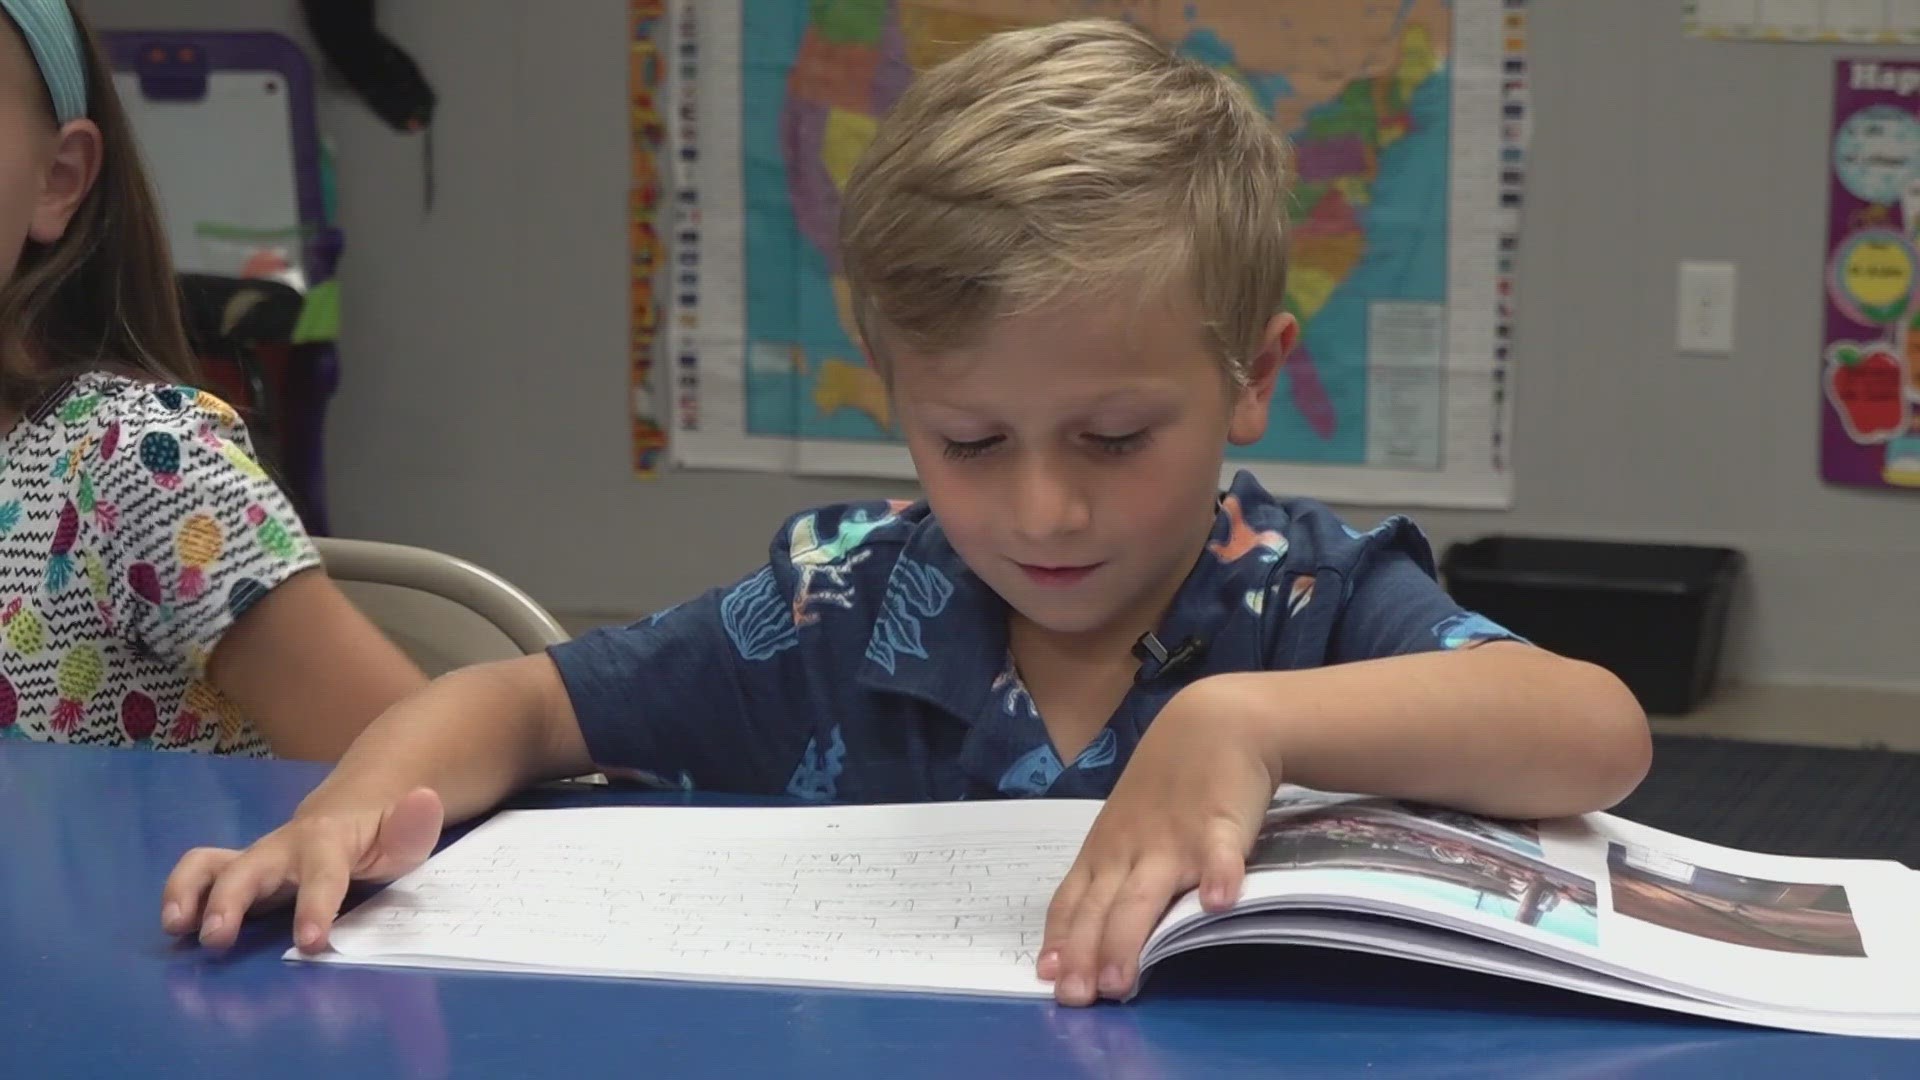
[1214,644,1651,819]
[296,655,592,824]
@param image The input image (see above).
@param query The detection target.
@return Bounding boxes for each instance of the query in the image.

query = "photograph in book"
[1249,806,1598,946]
[1383,804,1543,860]
[1264,792,1347,816]
[1263,794,1544,860]
[1605,843,1868,958]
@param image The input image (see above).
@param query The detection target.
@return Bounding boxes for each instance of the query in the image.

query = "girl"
[0,0,425,758]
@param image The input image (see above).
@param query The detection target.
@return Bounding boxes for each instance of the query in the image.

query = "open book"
[293,787,1920,1038]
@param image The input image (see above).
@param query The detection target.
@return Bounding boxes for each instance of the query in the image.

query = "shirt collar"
[1133,470,1292,677]
[855,511,1008,723]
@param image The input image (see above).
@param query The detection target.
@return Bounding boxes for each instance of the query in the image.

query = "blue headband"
[2,0,85,124]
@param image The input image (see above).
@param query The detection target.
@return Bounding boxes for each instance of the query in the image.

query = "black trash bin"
[1439,537,1744,715]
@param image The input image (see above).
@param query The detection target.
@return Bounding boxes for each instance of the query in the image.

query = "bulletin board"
[630,0,670,477]
[1821,58,1920,490]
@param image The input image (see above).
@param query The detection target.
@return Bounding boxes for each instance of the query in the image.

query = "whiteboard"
[112,69,305,284]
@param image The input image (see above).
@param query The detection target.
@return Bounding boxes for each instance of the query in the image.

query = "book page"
[299,800,1104,997]
[1163,912,1920,1039]
[1149,787,1920,1022]
[1565,814,1920,1017]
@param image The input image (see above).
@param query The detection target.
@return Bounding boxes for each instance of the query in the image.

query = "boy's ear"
[30,120,103,246]
[1228,313,1297,446]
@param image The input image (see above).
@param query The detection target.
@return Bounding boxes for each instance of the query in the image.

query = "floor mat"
[1611,734,1920,868]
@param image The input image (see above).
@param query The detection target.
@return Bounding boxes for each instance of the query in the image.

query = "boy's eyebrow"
[913,385,1179,417]
[1052,382,1184,409]
[1079,385,1178,407]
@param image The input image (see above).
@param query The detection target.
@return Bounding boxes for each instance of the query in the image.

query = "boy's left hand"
[1038,675,1277,1006]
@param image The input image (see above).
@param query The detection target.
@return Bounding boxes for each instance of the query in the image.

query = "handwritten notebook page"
[294,799,1105,996]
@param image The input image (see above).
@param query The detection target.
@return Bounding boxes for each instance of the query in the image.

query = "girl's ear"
[30,119,102,245]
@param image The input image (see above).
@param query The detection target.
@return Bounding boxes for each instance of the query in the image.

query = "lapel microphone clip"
[1132,632,1208,683]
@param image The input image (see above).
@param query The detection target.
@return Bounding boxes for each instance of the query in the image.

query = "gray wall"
[86,0,1920,691]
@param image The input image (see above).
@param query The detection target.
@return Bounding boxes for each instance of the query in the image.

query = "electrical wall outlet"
[1677,260,1737,355]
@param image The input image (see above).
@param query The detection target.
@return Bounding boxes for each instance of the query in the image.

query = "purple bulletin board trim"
[1821,59,1920,492]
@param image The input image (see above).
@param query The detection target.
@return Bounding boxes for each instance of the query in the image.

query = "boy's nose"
[1009,459,1092,541]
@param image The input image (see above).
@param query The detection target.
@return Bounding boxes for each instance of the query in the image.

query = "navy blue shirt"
[550,471,1521,803]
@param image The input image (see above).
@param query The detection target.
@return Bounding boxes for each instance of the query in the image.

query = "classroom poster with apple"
[1823,59,1920,490]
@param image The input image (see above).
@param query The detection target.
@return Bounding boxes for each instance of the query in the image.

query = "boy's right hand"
[160,786,446,954]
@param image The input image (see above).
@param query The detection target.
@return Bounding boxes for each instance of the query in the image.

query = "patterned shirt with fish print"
[0,373,320,754]
[553,470,1525,802]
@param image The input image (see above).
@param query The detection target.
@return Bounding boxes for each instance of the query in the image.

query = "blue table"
[2,742,1915,1079]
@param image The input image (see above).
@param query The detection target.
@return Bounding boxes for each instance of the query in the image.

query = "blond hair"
[839,17,1291,385]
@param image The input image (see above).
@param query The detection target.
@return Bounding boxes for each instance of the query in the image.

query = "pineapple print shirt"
[0,373,320,754]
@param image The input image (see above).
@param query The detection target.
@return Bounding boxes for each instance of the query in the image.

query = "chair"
[315,537,568,676]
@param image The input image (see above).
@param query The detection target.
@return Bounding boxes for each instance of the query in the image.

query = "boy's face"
[891,287,1294,644]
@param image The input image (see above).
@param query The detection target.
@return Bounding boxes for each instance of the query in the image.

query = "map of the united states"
[743,0,1451,466]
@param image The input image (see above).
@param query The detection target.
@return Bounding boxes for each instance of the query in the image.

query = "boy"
[161,19,1649,1007]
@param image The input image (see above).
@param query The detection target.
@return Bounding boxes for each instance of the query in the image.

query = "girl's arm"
[205,567,428,761]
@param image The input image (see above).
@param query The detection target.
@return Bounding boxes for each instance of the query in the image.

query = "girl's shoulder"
[47,372,246,430]
[15,372,254,463]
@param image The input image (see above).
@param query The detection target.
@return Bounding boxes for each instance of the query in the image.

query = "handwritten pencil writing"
[330,812,1088,977]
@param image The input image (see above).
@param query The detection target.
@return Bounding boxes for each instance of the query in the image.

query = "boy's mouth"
[1016,562,1102,588]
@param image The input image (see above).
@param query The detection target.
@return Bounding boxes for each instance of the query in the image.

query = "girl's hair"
[1,0,196,415]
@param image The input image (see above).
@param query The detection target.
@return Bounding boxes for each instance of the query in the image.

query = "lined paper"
[302,800,1104,996]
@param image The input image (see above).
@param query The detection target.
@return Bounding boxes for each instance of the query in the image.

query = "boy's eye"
[1085,430,1152,455]
[941,436,1003,461]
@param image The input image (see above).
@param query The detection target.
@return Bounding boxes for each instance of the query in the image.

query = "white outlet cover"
[1677,260,1737,355]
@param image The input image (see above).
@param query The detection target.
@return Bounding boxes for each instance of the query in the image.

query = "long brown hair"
[0,0,196,415]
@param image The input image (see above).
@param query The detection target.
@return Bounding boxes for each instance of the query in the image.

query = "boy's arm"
[162,654,591,952]
[165,519,833,954]
[296,654,591,821]
[1210,641,1649,818]
[1040,645,1649,1007]
[1293,521,1650,815]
